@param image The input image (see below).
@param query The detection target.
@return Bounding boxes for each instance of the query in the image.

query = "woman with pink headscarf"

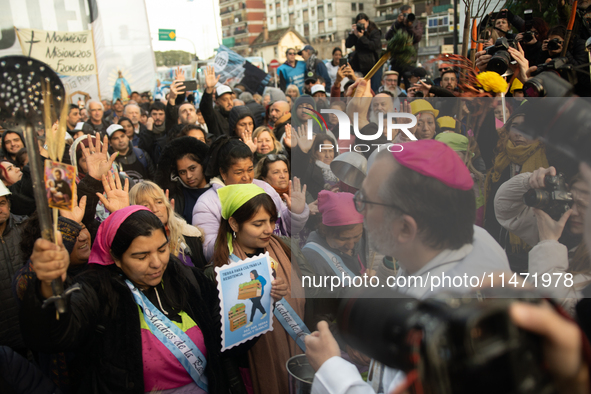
[301,191,369,311]
[20,205,233,393]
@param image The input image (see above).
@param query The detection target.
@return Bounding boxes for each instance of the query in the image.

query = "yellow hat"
[437,116,456,130]
[510,78,524,93]
[410,99,439,118]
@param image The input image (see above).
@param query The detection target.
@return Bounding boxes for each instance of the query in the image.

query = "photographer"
[385,5,423,46]
[494,166,590,315]
[345,13,383,93]
[515,16,549,66]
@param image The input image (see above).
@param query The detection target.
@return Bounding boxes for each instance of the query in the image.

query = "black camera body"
[547,38,562,51]
[356,22,365,32]
[484,37,517,74]
[522,31,535,43]
[404,12,416,24]
[523,173,573,220]
[338,290,556,394]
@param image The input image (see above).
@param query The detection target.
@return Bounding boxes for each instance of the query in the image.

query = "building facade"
[220,0,266,56]
[264,0,376,59]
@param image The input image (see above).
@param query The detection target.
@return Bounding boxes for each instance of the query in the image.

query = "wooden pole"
[90,27,102,100]
[562,0,578,57]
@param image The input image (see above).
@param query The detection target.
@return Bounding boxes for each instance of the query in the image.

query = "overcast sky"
[145,0,221,60]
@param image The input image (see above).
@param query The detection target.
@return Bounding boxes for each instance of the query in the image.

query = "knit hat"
[318,191,364,226]
[435,133,474,156]
[228,106,255,136]
[392,140,473,190]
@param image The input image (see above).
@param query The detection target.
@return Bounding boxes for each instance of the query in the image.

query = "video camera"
[337,289,555,394]
[523,173,573,220]
[523,59,577,97]
[484,37,518,75]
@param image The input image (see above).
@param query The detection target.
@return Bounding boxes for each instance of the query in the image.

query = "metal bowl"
[330,151,367,189]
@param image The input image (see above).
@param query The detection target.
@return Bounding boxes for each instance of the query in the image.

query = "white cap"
[311,85,326,95]
[216,85,233,98]
[106,124,124,138]
[0,182,11,197]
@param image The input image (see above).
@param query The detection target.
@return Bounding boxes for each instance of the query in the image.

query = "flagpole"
[90,27,102,100]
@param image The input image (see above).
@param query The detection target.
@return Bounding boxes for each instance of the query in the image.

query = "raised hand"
[96,171,130,213]
[283,124,293,149]
[169,80,185,103]
[165,189,175,213]
[240,129,258,153]
[59,188,87,224]
[205,65,220,93]
[296,124,314,153]
[83,135,118,181]
[283,177,307,214]
[174,66,186,82]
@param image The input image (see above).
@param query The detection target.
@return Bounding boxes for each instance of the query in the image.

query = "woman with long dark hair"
[213,184,304,394]
[193,136,309,261]
[21,206,229,393]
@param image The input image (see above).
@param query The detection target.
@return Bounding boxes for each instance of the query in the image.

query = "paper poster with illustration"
[215,253,274,351]
[44,160,76,211]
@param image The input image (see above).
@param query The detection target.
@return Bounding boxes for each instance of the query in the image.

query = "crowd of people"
[2,4,591,394]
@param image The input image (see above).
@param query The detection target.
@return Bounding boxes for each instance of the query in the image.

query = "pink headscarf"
[318,190,364,227]
[88,205,151,265]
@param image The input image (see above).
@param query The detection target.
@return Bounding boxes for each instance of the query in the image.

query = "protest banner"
[15,28,98,76]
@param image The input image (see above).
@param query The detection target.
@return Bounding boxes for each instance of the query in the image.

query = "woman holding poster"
[213,184,306,394]
[20,206,229,393]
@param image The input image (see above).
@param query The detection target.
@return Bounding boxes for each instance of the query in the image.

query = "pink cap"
[318,191,364,226]
[392,140,474,191]
[89,205,151,265]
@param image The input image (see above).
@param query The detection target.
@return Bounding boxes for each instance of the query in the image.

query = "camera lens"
[487,50,511,75]
[523,189,550,208]
[523,78,545,97]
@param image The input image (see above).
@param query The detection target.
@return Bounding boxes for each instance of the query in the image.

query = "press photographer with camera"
[345,13,383,93]
[514,11,549,66]
[494,166,590,315]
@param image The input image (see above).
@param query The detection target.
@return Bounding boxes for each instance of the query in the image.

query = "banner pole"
[90,26,101,100]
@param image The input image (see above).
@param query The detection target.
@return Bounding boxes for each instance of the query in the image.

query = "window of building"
[359,2,363,11]
[311,7,315,16]
[304,23,310,36]
[290,12,295,24]
[327,3,332,12]
[268,4,272,10]
[288,0,293,5]
[328,18,333,28]
[351,2,356,11]
[318,20,325,32]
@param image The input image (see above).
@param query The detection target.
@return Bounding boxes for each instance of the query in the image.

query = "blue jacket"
[278,61,306,94]
[256,275,267,297]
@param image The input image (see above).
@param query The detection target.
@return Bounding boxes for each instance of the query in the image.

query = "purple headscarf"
[88,205,151,266]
